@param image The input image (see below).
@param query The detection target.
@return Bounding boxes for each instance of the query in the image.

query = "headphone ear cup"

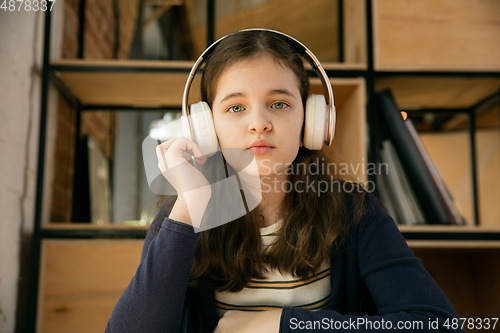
[303,94,328,150]
[189,101,219,157]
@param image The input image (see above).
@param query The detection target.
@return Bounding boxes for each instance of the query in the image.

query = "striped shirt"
[214,219,331,318]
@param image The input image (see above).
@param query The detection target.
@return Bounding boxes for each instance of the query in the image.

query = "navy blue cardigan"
[106,193,464,333]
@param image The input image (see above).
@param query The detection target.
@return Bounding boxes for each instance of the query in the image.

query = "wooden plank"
[42,223,149,231]
[407,240,500,249]
[51,59,194,68]
[307,62,367,71]
[40,239,143,298]
[373,0,500,71]
[399,225,500,233]
[186,0,341,63]
[443,103,499,130]
[37,239,144,332]
[37,238,49,333]
[52,60,366,78]
[344,0,367,64]
[40,294,122,333]
[52,60,195,108]
[58,71,188,107]
[375,76,500,109]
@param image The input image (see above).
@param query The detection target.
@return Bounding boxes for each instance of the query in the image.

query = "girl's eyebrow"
[269,89,296,99]
[218,89,297,104]
[220,92,245,103]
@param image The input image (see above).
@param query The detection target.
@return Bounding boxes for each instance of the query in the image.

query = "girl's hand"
[156,137,209,192]
[156,137,211,226]
[214,309,282,333]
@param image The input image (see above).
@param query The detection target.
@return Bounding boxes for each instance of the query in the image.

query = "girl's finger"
[156,145,167,167]
[181,139,206,164]
[155,138,176,162]
[183,151,194,165]
[157,138,177,154]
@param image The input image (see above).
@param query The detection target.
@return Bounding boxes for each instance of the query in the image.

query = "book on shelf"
[378,139,425,225]
[376,90,464,225]
[405,119,466,225]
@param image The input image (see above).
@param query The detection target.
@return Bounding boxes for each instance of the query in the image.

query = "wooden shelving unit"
[30,1,500,332]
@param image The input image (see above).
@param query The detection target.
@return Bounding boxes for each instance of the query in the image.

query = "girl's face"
[212,54,304,179]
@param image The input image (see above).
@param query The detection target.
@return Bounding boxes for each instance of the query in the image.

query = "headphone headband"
[182,28,335,146]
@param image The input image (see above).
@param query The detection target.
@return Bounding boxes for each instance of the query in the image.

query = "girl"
[106,30,463,333]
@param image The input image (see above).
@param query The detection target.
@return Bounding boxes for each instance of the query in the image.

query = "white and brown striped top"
[214,219,331,318]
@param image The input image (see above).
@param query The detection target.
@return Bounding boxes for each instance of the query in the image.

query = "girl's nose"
[248,105,272,134]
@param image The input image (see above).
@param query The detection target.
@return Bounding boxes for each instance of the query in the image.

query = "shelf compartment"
[419,130,500,227]
[311,77,368,184]
[373,0,500,71]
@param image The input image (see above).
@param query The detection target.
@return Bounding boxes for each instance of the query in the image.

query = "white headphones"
[181,28,336,156]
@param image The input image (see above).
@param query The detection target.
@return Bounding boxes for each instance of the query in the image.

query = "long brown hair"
[154,30,368,292]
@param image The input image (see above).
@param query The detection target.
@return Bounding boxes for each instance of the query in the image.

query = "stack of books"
[376,90,465,225]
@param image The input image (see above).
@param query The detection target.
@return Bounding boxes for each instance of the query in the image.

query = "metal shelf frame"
[27,1,500,331]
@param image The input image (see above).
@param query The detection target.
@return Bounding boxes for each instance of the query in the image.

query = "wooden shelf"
[398,225,500,233]
[41,223,149,239]
[51,60,192,107]
[51,60,368,108]
[307,62,367,71]
[375,76,500,109]
[42,223,149,231]
[399,225,500,245]
[51,59,194,68]
[407,240,500,249]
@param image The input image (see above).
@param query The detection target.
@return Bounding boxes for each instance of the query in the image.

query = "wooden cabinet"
[36,227,500,332]
[37,237,144,333]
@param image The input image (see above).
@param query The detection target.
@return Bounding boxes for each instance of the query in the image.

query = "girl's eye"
[270,101,289,110]
[227,105,245,113]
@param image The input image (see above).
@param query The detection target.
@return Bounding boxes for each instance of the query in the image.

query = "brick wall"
[51,96,76,222]
[51,0,140,222]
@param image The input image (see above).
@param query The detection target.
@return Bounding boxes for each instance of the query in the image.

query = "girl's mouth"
[249,146,274,155]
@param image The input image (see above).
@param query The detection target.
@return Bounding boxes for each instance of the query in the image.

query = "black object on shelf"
[376,90,451,224]
[72,135,91,223]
